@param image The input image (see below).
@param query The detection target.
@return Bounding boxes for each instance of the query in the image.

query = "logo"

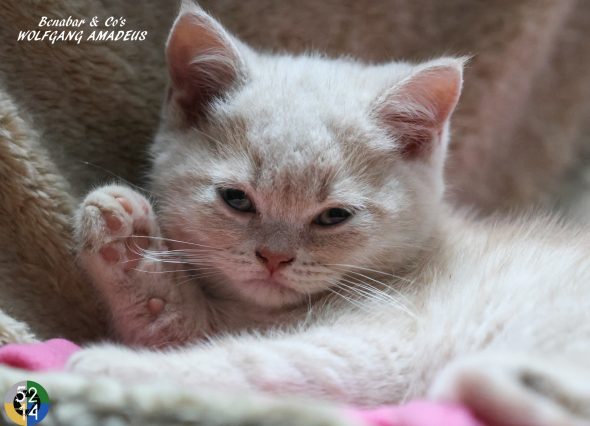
[2,381,50,425]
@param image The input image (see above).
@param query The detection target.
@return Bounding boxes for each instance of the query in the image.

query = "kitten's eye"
[314,208,352,226]
[219,188,255,213]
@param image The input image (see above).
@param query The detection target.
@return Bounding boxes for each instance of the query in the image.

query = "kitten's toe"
[430,354,590,426]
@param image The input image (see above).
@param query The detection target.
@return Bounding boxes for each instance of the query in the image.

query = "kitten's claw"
[430,354,590,426]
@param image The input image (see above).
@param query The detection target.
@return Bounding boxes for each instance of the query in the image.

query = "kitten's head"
[151,2,463,308]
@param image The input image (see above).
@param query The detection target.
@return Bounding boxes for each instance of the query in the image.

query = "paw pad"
[100,245,120,263]
[103,212,122,232]
[147,298,166,316]
[116,197,134,215]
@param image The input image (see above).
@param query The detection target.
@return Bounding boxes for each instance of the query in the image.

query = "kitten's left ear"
[374,58,465,160]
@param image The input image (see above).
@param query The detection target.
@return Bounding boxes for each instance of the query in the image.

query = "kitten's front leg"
[67,326,413,405]
[430,353,590,426]
[76,184,209,347]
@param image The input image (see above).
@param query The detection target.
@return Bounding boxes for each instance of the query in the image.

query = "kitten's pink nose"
[255,248,295,273]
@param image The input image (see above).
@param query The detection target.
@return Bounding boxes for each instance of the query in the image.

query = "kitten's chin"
[232,278,306,308]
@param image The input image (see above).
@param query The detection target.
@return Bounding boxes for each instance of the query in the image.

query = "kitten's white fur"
[69,3,590,425]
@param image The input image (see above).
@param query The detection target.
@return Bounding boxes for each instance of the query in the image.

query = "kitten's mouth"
[244,278,295,292]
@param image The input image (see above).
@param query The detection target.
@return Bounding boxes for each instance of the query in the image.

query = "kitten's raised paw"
[76,184,160,274]
[430,354,590,426]
[76,184,207,346]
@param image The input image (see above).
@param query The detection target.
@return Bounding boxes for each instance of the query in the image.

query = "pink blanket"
[0,338,79,371]
[0,340,482,426]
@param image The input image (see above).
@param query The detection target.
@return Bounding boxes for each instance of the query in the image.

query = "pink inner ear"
[166,13,240,124]
[379,109,439,159]
[408,66,463,125]
[377,64,463,160]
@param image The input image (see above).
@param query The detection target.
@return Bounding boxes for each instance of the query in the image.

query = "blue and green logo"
[2,381,50,425]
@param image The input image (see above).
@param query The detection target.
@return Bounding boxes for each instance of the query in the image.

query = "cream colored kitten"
[69,3,590,425]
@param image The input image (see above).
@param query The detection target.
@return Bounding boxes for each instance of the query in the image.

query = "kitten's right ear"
[166,1,245,125]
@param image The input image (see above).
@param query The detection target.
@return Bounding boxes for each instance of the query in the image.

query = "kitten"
[69,3,590,425]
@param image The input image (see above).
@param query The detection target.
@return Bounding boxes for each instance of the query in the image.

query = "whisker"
[141,248,218,255]
[79,160,154,196]
[340,270,417,309]
[125,245,228,267]
[339,278,395,305]
[127,235,222,251]
[130,267,213,275]
[335,269,418,306]
[175,271,221,286]
[336,279,393,306]
[128,254,187,265]
[338,277,416,319]
[135,253,220,263]
[325,286,369,312]
[328,263,413,282]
